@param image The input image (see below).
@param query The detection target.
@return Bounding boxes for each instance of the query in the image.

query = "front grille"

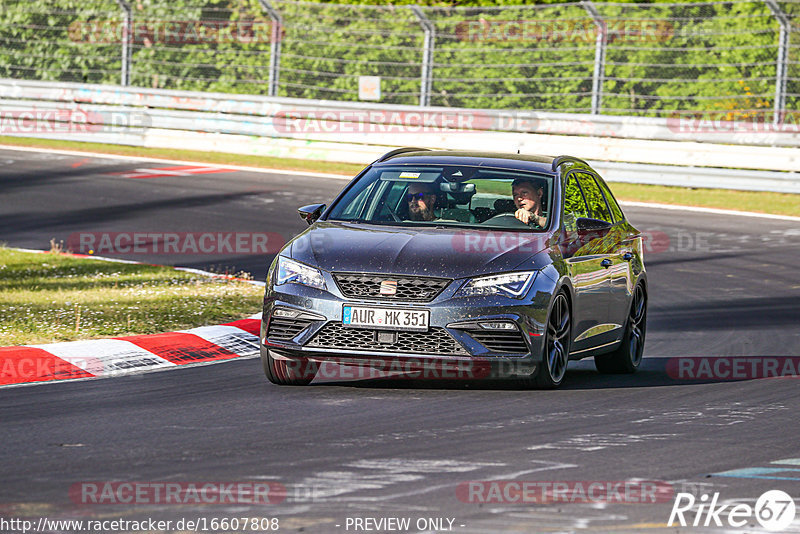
[306,323,468,355]
[333,273,450,303]
[462,328,529,354]
[266,317,314,342]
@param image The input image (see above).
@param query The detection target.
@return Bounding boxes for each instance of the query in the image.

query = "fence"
[1,0,798,122]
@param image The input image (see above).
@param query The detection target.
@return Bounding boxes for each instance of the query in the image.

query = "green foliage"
[0,0,794,117]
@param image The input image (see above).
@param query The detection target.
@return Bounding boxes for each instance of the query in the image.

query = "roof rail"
[551,155,591,172]
[375,147,431,163]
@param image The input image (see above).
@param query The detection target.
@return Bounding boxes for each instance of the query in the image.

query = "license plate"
[342,305,429,332]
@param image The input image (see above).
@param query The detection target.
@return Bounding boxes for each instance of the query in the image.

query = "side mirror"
[298,203,326,225]
[576,217,612,232]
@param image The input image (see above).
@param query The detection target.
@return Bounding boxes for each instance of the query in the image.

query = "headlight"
[456,271,537,299]
[275,257,327,290]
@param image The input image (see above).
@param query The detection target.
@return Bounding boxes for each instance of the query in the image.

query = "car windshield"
[326,165,554,230]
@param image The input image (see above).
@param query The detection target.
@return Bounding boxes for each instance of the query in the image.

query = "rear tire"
[262,349,316,386]
[519,291,571,389]
[595,284,647,374]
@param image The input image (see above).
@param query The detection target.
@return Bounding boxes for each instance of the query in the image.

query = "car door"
[574,172,629,345]
[559,172,610,352]
[593,175,637,330]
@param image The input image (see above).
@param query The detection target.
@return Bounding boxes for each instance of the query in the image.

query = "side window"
[595,176,625,223]
[576,172,613,223]
[563,174,588,232]
[339,182,375,219]
[372,181,406,220]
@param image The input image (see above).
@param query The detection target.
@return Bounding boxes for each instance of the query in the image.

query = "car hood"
[288,221,553,279]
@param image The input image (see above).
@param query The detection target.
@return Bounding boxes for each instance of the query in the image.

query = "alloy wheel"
[546,293,570,383]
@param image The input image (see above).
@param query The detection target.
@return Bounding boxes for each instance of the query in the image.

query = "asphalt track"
[1,147,800,533]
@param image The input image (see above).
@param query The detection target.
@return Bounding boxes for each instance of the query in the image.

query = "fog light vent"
[478,321,518,331]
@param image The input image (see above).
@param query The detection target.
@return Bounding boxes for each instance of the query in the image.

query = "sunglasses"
[405,192,431,202]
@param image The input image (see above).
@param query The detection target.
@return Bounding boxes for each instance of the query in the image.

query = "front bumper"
[260,275,553,379]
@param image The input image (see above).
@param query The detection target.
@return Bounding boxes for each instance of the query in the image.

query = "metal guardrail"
[0,79,798,193]
[3,79,799,148]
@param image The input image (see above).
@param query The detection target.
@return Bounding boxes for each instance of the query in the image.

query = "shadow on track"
[649,295,800,331]
[0,191,268,233]
[307,356,798,391]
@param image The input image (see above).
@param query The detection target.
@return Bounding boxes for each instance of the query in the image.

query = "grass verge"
[0,247,263,346]
[610,183,799,218]
[0,135,367,176]
[1,136,797,217]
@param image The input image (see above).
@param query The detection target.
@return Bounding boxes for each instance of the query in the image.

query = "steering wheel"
[483,213,530,228]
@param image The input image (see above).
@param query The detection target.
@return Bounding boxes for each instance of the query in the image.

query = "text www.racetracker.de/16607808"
[0,516,281,533]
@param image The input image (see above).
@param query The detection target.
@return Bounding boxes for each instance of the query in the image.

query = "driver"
[405,183,438,221]
[512,178,546,228]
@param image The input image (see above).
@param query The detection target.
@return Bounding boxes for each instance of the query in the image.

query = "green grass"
[0,247,264,346]
[609,183,800,218]
[1,136,797,217]
[0,135,367,177]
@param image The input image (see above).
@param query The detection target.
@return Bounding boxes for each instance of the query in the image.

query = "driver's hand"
[515,208,531,224]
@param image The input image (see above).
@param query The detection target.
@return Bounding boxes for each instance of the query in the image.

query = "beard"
[408,204,433,221]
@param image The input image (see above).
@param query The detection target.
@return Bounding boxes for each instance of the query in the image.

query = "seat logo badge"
[380,280,398,296]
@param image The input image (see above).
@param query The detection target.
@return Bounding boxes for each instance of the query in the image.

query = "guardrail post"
[115,0,132,86]
[582,0,606,115]
[764,0,789,126]
[258,0,283,97]
[410,6,434,107]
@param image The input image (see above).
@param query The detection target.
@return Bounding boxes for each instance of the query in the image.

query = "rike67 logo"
[668,489,796,531]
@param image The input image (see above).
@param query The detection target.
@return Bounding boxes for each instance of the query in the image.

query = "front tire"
[262,348,316,386]
[519,291,571,389]
[595,284,647,374]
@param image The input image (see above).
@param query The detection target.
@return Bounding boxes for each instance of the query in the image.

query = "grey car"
[260,149,647,388]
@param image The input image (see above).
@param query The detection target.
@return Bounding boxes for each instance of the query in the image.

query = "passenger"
[511,178,546,228]
[405,183,438,221]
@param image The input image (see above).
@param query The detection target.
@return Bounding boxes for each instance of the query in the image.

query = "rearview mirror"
[439,182,476,194]
[298,204,326,225]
